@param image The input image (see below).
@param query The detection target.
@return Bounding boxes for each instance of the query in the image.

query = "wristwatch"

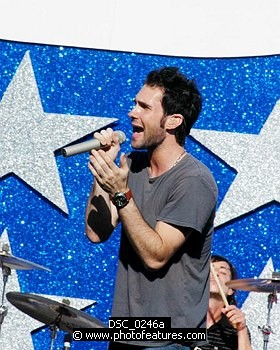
[111,189,132,209]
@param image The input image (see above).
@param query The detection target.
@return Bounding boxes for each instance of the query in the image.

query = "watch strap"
[125,189,132,201]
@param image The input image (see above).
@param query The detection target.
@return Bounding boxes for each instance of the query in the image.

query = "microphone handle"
[62,139,102,157]
[61,130,126,157]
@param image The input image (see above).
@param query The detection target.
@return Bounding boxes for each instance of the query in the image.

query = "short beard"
[132,118,167,150]
[145,114,167,150]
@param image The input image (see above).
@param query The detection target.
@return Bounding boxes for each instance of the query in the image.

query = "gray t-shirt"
[111,151,218,346]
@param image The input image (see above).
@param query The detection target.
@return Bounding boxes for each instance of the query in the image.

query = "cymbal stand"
[0,265,11,334]
[48,313,63,350]
[259,288,277,350]
[47,299,72,350]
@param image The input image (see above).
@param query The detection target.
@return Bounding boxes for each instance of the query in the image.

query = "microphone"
[61,130,126,157]
[63,334,72,350]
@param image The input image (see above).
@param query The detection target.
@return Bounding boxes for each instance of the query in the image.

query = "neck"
[148,145,186,177]
[207,296,224,328]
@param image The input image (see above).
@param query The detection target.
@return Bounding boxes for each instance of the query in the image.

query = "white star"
[0,51,117,214]
[191,100,280,227]
[0,229,99,350]
[242,259,280,350]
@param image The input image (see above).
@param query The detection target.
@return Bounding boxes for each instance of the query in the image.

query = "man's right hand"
[92,128,121,161]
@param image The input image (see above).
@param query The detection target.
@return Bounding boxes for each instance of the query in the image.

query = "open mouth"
[132,125,144,137]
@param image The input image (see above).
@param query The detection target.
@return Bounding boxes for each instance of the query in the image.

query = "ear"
[165,114,184,130]
[227,288,234,296]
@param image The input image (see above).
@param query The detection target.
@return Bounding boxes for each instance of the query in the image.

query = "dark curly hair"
[211,254,238,306]
[145,67,202,146]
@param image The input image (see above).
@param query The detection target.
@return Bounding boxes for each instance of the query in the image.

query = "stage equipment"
[226,272,280,350]
[6,292,106,350]
[0,243,50,333]
[61,130,126,157]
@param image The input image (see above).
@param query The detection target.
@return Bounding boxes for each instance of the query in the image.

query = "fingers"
[92,128,121,160]
[112,130,121,145]
[88,150,115,178]
[89,150,127,182]
[93,128,117,147]
[119,153,128,171]
[87,129,128,194]
[222,305,246,331]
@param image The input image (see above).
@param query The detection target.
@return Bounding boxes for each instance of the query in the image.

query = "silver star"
[242,259,280,350]
[0,51,117,214]
[191,100,280,226]
[0,229,98,350]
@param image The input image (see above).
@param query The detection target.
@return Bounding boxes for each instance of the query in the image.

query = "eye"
[138,101,151,110]
[219,267,230,276]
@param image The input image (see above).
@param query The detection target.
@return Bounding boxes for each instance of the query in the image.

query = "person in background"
[203,254,252,350]
[85,67,218,349]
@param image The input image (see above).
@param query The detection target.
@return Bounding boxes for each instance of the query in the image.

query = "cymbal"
[226,278,280,293]
[0,252,50,271]
[6,292,107,333]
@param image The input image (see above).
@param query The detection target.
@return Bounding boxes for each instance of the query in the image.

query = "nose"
[128,106,138,119]
[211,269,219,277]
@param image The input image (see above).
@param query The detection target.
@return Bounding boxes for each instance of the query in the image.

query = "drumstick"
[210,262,237,329]
[210,262,229,307]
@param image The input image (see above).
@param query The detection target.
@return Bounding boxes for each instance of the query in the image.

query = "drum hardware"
[63,333,72,350]
[0,243,50,333]
[258,291,277,350]
[6,292,106,350]
[226,271,280,350]
[0,243,51,271]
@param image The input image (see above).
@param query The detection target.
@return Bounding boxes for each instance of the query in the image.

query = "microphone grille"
[116,130,126,144]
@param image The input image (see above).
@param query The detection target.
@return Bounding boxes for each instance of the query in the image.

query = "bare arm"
[237,328,252,350]
[85,180,118,242]
[222,305,252,350]
[118,197,192,270]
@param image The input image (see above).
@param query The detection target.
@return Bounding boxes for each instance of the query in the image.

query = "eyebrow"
[219,266,230,272]
[134,98,152,110]
[213,263,231,271]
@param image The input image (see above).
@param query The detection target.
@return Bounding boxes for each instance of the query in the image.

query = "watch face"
[113,192,129,208]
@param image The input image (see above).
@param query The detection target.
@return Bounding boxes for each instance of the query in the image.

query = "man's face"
[128,84,167,149]
[210,260,234,298]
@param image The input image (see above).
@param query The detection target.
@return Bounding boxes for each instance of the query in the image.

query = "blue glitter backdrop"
[0,40,279,350]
